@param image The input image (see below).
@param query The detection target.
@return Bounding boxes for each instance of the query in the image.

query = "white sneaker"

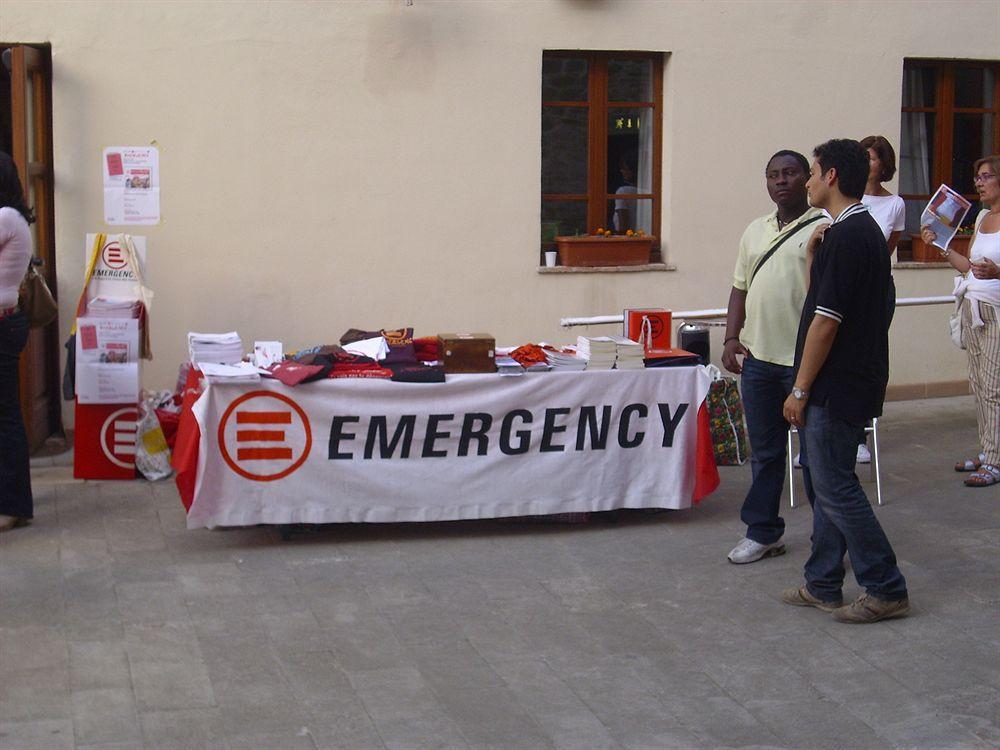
[727,538,786,564]
[793,452,802,469]
[856,444,871,464]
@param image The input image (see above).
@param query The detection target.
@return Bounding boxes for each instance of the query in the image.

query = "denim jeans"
[800,404,907,602]
[739,354,795,545]
[0,311,33,518]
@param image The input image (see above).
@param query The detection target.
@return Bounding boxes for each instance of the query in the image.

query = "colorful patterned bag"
[705,365,749,465]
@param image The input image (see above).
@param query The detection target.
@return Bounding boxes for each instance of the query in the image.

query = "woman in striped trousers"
[923,154,1000,487]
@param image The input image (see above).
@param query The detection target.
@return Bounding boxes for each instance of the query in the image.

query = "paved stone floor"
[1,395,997,750]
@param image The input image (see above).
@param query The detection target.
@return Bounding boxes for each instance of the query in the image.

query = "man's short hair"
[766,149,809,175]
[813,139,868,200]
[859,135,897,182]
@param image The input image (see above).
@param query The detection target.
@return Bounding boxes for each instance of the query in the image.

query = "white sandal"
[955,453,987,472]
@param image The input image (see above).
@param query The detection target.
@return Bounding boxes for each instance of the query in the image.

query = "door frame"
[5,42,61,449]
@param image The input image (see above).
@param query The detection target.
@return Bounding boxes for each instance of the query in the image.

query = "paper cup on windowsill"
[544,251,557,267]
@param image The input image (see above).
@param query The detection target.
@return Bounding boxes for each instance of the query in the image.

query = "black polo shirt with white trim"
[793,203,891,424]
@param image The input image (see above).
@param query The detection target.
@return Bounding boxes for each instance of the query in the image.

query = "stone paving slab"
[1,395,997,750]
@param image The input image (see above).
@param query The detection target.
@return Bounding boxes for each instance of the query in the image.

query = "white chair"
[787,418,882,508]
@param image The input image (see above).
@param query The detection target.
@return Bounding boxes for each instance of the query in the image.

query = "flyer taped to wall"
[103,146,160,225]
[921,184,972,252]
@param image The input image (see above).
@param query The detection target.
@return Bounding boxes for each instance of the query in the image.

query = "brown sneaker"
[832,593,910,624]
[780,586,843,612]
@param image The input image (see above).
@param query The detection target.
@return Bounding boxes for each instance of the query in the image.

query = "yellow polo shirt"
[732,207,827,366]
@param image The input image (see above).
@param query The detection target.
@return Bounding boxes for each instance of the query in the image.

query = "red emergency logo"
[647,315,664,339]
[218,391,312,481]
[100,408,139,469]
[102,241,127,270]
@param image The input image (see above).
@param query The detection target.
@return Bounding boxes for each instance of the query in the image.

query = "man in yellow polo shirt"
[723,150,828,564]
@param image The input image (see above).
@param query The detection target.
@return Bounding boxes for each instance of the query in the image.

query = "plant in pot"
[555,228,655,267]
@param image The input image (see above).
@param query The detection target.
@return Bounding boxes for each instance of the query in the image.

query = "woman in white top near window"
[850,136,906,464]
[0,151,35,530]
[922,154,1000,487]
[860,135,906,256]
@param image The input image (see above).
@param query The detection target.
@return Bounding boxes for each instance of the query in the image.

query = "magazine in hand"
[921,184,972,252]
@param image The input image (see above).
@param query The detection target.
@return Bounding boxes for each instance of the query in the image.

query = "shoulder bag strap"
[747,214,824,291]
[70,233,105,335]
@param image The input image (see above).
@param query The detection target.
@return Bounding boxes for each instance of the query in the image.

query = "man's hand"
[722,337,749,374]
[807,222,831,254]
[971,258,1000,280]
[783,392,807,428]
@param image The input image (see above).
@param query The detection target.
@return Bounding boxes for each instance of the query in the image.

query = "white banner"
[186,368,713,529]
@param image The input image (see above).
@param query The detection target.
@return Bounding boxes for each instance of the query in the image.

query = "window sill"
[893,261,958,270]
[538,263,676,274]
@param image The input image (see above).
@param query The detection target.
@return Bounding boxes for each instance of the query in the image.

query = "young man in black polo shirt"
[780,139,909,624]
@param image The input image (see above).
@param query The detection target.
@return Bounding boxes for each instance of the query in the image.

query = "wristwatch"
[792,387,809,401]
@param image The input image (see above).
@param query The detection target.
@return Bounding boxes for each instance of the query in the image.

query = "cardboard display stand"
[74,402,140,480]
[73,233,151,480]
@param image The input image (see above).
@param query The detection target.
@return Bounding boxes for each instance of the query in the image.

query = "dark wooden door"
[4,44,60,450]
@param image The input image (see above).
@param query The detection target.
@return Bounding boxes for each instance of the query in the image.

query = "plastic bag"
[135,390,174,480]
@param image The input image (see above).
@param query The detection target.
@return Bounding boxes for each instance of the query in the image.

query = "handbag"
[18,260,58,328]
[704,364,749,465]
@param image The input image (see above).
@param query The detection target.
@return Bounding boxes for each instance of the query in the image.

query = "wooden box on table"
[437,333,497,373]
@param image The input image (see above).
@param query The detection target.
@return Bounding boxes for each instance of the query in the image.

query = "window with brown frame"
[540,51,664,265]
[899,59,1000,250]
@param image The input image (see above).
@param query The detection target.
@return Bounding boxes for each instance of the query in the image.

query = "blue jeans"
[739,355,794,545]
[800,405,907,602]
[0,311,33,519]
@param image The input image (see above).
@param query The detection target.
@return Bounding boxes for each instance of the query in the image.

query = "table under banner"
[173,367,720,529]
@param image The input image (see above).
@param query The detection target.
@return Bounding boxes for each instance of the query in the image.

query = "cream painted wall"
[4,0,998,427]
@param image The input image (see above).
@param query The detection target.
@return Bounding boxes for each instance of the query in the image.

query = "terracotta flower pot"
[555,235,655,267]
[910,233,972,262]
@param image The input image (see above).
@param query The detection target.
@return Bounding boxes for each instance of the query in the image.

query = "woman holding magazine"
[922,154,1000,487]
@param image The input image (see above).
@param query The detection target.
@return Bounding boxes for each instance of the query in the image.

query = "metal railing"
[559,295,956,328]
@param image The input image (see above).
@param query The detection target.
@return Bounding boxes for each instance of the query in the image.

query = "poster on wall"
[103,146,160,225]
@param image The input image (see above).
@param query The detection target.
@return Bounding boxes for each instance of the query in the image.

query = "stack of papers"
[188,331,244,365]
[609,335,645,370]
[576,336,617,370]
[544,348,588,371]
[87,297,142,318]
[195,361,261,383]
[495,355,525,376]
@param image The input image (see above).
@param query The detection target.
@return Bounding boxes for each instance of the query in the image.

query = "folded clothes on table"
[388,363,446,383]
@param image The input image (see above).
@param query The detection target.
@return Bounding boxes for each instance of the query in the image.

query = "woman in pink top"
[0,151,35,530]
[923,154,1000,487]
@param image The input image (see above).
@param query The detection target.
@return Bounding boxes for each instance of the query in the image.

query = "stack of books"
[87,297,142,319]
[544,347,588,371]
[576,336,617,370]
[608,336,645,370]
[495,355,526,376]
[188,331,244,365]
[196,361,261,384]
